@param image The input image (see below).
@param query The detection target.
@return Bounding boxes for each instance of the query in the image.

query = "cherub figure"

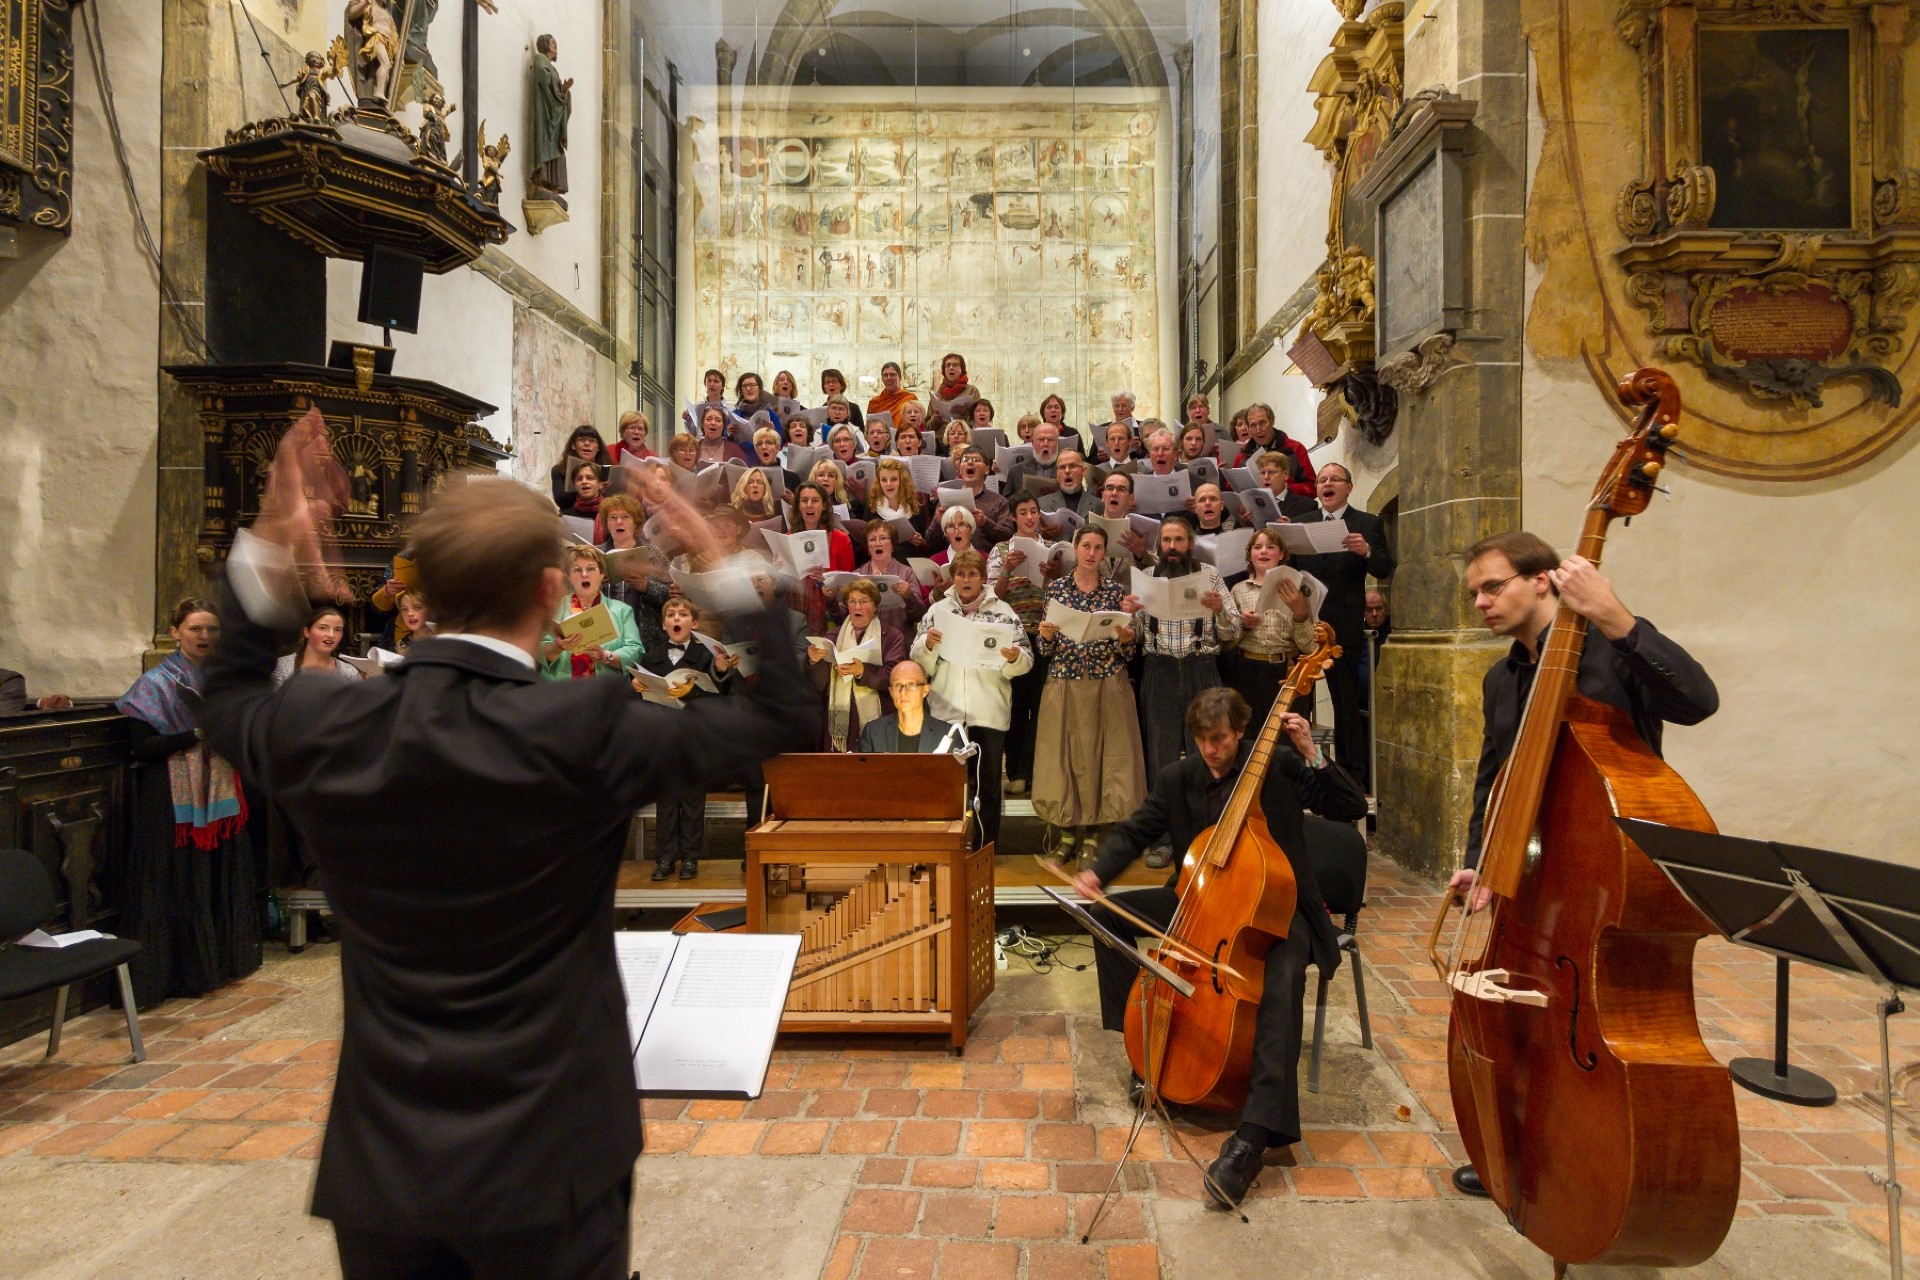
[476,123,510,205]
[283,47,345,123]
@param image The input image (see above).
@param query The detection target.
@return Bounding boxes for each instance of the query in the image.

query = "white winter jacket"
[910,593,1033,732]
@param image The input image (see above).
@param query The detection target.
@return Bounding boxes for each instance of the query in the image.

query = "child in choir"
[870,457,931,552]
[273,606,363,685]
[562,458,605,522]
[1228,527,1318,729]
[636,597,735,880]
[542,545,643,681]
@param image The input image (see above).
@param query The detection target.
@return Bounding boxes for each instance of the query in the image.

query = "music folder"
[614,931,801,1099]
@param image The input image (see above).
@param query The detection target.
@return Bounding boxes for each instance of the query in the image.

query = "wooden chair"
[0,848,145,1063]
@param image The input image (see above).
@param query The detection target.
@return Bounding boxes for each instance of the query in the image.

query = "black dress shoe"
[678,860,698,879]
[1204,1135,1264,1209]
[1452,1164,1489,1197]
[650,860,674,881]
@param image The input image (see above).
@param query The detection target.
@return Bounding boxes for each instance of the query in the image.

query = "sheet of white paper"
[969,427,1008,455]
[1253,570,1327,623]
[1238,488,1284,528]
[1131,470,1192,515]
[1195,528,1256,579]
[615,931,679,1054]
[935,485,976,512]
[1040,506,1084,536]
[907,557,946,587]
[847,459,877,490]
[875,505,919,541]
[16,928,110,949]
[560,514,596,543]
[938,612,1021,669]
[1005,536,1058,588]
[1126,513,1162,543]
[1043,602,1132,645]
[1129,567,1215,621]
[1222,466,1259,494]
[764,529,832,576]
[630,932,801,1097]
[1088,514,1132,548]
[1186,459,1222,492]
[904,454,944,493]
[994,442,1035,474]
[1272,518,1349,557]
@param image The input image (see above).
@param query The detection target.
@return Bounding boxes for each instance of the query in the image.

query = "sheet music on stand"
[615,931,801,1099]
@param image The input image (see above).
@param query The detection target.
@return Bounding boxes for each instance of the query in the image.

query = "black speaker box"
[358,244,425,333]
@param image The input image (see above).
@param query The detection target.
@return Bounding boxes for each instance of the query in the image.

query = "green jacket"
[541,595,643,682]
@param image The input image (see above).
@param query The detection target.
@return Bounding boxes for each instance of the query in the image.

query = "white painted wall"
[1521,357,1920,867]
[0,0,163,700]
[1254,0,1341,323]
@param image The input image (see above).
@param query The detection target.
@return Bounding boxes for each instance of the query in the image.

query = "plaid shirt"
[1139,563,1241,658]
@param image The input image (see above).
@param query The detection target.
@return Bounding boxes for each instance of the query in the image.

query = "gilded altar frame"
[1613,0,1919,408]
[0,0,75,233]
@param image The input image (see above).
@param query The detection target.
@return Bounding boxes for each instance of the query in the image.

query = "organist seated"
[857,661,969,755]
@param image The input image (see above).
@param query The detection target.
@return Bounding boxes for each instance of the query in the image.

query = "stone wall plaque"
[1354,95,1475,362]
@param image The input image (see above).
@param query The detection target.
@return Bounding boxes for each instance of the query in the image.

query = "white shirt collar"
[431,632,538,669]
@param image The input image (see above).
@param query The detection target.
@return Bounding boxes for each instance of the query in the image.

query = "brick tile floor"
[4,854,1917,1278]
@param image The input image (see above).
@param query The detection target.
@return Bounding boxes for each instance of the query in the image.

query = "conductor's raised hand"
[255,407,349,601]
[647,488,723,568]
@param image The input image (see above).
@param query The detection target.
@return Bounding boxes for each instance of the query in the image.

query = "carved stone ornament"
[0,0,76,233]
[1375,333,1468,396]
[1298,3,1406,436]
[1612,0,1920,415]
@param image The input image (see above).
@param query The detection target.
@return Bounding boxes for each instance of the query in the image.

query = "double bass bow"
[1123,623,1340,1110]
[1430,368,1738,1275]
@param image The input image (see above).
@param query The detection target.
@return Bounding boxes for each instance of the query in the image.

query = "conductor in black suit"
[1288,463,1393,788]
[200,414,816,1280]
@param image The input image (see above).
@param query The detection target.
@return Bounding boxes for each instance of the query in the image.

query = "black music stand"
[1038,885,1247,1231]
[1618,819,1920,1280]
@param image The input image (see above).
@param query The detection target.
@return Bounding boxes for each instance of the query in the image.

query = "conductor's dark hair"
[1185,686,1251,738]
[1467,530,1559,580]
[412,480,564,634]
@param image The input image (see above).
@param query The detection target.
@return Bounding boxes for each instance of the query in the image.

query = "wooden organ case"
[745,755,996,1051]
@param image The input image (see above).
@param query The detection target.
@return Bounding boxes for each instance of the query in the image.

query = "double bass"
[1430,368,1739,1275]
[1123,624,1340,1108]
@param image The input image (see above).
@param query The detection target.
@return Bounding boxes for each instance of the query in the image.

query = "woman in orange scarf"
[866,360,919,422]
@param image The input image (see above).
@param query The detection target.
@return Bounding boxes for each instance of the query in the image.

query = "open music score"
[614,931,801,1099]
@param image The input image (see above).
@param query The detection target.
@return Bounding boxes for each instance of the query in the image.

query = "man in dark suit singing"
[1074,687,1367,1208]
[1288,462,1394,788]
[200,414,816,1280]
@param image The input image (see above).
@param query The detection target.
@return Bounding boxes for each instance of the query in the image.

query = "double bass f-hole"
[1555,956,1598,1072]
[1211,939,1228,994]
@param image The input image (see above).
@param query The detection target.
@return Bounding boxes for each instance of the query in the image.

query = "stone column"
[1374,0,1528,878]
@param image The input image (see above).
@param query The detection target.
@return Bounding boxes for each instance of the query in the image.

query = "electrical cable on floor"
[995,926,1094,975]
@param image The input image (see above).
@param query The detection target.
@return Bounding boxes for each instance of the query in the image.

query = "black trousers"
[970,725,1007,850]
[1004,650,1048,786]
[655,787,706,864]
[1139,654,1221,780]
[1090,888,1314,1146]
[334,1176,632,1280]
[1324,646,1367,788]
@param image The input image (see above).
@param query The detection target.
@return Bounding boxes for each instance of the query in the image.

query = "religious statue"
[417,92,456,166]
[475,123,509,206]
[282,48,345,124]
[526,34,572,206]
[344,0,401,104]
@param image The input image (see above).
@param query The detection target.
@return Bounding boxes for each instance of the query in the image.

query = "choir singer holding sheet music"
[199,411,815,1280]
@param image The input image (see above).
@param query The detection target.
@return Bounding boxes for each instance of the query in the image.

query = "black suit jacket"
[1292,506,1394,644]
[200,593,814,1233]
[857,712,961,753]
[1038,486,1096,518]
[1089,741,1369,973]
[637,634,721,694]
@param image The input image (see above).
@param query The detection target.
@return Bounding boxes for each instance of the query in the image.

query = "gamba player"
[1073,688,1367,1206]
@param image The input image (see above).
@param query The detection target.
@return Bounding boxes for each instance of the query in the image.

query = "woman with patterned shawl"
[116,598,262,1007]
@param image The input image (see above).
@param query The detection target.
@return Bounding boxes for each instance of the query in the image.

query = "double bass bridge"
[1449,968,1550,1008]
